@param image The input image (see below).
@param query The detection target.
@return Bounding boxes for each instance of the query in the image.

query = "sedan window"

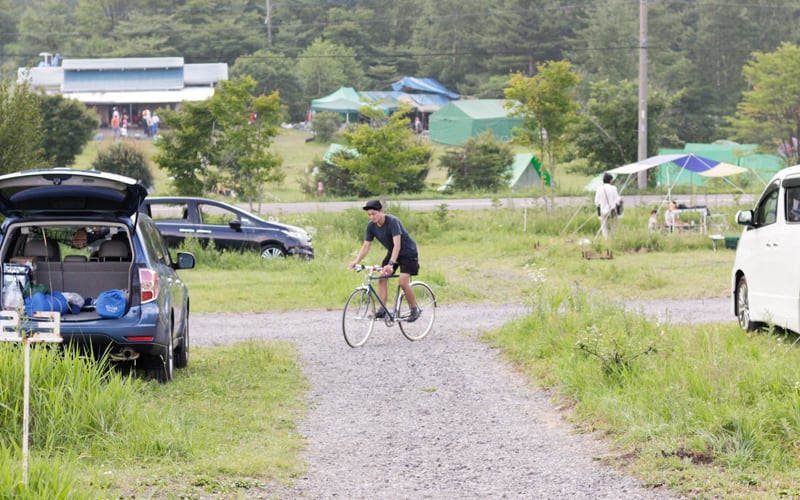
[199,204,239,226]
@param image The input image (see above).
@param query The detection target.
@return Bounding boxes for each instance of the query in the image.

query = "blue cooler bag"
[25,291,69,317]
[96,289,126,318]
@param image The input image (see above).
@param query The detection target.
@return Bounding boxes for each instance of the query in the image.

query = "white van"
[732,164,800,332]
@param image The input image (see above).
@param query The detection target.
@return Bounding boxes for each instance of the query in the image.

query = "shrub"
[310,111,343,143]
[92,142,154,189]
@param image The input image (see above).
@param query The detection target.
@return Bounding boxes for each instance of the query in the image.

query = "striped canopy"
[608,153,747,177]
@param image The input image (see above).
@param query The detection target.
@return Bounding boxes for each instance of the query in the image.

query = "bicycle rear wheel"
[342,288,375,347]
[398,281,436,341]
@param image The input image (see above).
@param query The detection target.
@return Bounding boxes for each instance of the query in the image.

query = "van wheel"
[736,276,758,332]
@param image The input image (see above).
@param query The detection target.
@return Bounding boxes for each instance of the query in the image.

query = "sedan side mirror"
[229,218,242,231]
[736,210,754,227]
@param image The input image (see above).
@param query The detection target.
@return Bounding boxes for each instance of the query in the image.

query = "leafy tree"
[302,151,359,198]
[91,142,154,188]
[505,61,580,209]
[75,0,136,32]
[106,18,175,58]
[38,93,98,167]
[155,76,285,206]
[484,0,584,77]
[154,99,215,196]
[208,77,285,211]
[310,111,343,143]
[727,42,800,166]
[569,2,638,84]
[11,0,75,61]
[296,38,364,99]
[232,48,305,121]
[413,0,486,88]
[0,79,44,174]
[334,107,431,196]
[569,79,676,176]
[439,131,513,191]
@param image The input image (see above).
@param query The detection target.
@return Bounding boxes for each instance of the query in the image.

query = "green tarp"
[311,87,363,121]
[429,99,522,146]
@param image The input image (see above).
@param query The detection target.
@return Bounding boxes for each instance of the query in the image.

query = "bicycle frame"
[355,265,401,323]
[344,264,436,347]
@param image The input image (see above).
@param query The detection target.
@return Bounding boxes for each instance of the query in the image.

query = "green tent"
[509,153,550,190]
[429,99,522,146]
[311,87,363,122]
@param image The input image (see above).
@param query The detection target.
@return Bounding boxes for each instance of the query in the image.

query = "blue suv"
[0,169,195,382]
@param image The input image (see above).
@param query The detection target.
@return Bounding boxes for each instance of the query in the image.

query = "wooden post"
[0,310,61,487]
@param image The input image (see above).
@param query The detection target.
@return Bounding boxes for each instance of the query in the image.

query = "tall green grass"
[176,204,741,313]
[484,285,800,497]
[0,340,306,497]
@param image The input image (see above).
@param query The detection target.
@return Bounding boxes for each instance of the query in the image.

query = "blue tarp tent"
[391,77,460,100]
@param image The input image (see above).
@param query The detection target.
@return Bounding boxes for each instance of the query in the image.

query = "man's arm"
[348,240,371,269]
[381,234,402,274]
[388,234,401,264]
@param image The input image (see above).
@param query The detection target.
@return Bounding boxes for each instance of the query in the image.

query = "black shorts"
[383,254,419,276]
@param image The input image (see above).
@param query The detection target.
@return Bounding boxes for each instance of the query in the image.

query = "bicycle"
[342,264,437,347]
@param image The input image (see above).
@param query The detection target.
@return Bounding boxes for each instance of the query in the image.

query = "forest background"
[1,0,797,154]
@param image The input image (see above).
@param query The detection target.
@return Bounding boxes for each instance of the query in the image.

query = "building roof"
[62,57,184,71]
[184,63,228,85]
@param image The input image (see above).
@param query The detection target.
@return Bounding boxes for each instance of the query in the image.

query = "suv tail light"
[139,268,159,303]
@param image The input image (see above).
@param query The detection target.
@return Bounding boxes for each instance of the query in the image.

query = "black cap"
[362,200,382,211]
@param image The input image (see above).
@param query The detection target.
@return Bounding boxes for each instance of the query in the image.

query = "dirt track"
[191,299,729,498]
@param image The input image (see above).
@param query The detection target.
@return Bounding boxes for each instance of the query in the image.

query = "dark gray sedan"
[139,197,314,259]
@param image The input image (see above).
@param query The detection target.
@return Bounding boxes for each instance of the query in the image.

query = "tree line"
[3,0,800,142]
[3,0,800,199]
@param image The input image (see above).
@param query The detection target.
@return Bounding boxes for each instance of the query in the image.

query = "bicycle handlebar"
[353,264,383,272]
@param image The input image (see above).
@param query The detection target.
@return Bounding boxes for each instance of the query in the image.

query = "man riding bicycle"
[348,199,421,322]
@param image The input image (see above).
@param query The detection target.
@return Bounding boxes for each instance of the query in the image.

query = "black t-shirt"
[365,214,417,258]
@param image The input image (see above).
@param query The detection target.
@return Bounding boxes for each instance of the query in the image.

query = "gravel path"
[193,298,733,498]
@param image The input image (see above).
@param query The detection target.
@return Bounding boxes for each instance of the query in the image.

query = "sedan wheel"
[736,276,757,332]
[261,244,286,259]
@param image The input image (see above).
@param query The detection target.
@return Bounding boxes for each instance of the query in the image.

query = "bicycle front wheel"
[398,281,436,341]
[342,288,375,347]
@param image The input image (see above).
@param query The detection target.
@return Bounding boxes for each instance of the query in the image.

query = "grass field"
[8,126,791,498]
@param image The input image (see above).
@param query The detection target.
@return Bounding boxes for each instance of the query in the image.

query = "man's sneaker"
[374,309,386,319]
[407,307,421,323]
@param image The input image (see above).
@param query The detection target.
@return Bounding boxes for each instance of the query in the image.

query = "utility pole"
[638,0,648,189]
[265,0,273,46]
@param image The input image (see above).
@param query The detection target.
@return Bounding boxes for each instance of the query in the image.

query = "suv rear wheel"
[175,320,189,369]
[147,330,174,383]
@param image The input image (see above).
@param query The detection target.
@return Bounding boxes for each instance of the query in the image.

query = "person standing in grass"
[595,173,621,240]
[348,200,421,322]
